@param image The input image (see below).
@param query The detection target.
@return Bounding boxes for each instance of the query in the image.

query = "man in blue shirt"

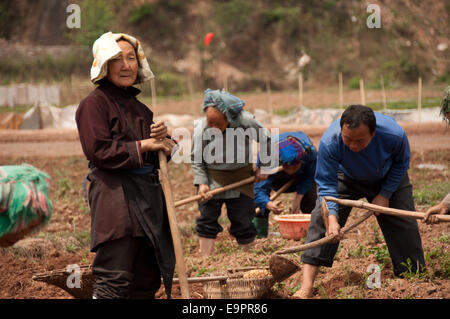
[296,105,425,298]
[253,131,317,237]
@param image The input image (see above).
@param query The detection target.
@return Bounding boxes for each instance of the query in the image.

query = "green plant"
[196,267,215,276]
[369,244,390,267]
[289,285,300,294]
[437,232,450,244]
[348,244,368,258]
[400,258,428,280]
[66,243,79,253]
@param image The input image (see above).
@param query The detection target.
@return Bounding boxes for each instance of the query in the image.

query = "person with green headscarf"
[191,89,273,256]
[423,86,450,224]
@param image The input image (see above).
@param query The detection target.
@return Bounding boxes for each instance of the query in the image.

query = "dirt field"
[0,119,449,299]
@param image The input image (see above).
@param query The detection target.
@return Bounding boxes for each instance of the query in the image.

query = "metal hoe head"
[269,255,300,282]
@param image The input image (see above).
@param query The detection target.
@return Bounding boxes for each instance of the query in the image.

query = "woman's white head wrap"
[90,31,154,84]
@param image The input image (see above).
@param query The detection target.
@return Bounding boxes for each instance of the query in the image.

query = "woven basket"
[32,265,95,299]
[33,265,275,299]
[202,276,275,299]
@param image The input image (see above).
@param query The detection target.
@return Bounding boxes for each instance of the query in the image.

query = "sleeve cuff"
[328,209,339,218]
[379,189,393,199]
[126,141,143,168]
[193,175,209,186]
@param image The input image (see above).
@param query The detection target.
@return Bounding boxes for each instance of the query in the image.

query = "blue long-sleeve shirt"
[254,131,317,215]
[316,112,411,217]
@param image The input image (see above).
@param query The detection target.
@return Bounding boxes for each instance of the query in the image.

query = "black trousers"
[301,172,426,277]
[92,236,161,299]
[196,194,257,245]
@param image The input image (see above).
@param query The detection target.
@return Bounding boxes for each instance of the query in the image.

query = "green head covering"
[440,86,450,125]
[202,89,245,127]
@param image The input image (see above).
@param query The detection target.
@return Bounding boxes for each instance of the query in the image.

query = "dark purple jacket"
[76,79,158,251]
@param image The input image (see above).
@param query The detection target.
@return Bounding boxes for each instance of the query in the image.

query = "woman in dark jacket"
[76,32,175,299]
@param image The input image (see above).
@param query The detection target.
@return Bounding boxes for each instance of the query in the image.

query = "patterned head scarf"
[440,86,450,125]
[277,135,313,166]
[90,31,154,84]
[202,89,245,127]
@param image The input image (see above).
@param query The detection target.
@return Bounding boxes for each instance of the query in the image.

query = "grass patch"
[348,244,369,258]
[426,246,450,279]
[367,98,441,110]
[413,181,450,206]
[215,239,237,255]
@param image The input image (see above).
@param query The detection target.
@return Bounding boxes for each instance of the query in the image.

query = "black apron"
[120,171,175,299]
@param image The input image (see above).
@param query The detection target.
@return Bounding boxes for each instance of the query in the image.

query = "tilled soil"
[0,124,448,299]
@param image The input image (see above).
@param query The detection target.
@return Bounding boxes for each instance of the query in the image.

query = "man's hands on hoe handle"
[326,194,389,243]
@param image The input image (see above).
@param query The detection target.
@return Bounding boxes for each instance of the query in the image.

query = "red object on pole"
[204,32,214,47]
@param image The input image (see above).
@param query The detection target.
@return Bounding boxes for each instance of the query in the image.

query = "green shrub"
[213,0,254,37]
[413,181,450,206]
[348,76,360,89]
[66,0,114,46]
[156,73,188,97]
[129,3,157,24]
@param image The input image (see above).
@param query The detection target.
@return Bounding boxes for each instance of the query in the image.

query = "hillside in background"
[0,0,448,95]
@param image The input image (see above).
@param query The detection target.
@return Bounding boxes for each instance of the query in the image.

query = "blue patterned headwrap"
[202,89,245,127]
[277,135,312,165]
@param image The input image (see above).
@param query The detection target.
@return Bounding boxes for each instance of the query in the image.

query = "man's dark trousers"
[301,172,426,276]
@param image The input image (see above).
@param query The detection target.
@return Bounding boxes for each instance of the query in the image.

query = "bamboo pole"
[255,178,296,216]
[172,275,228,284]
[158,152,190,298]
[380,75,387,112]
[149,79,189,298]
[338,72,343,111]
[266,77,273,124]
[150,77,157,107]
[298,72,304,107]
[417,77,422,122]
[224,75,229,92]
[175,176,255,207]
[275,210,374,255]
[323,196,450,223]
[359,78,366,105]
[187,75,195,112]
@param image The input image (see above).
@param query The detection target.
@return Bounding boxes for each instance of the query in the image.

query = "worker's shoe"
[198,237,215,257]
[252,217,269,238]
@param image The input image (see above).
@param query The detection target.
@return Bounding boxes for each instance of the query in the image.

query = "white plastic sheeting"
[0,84,60,107]
[19,103,77,130]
